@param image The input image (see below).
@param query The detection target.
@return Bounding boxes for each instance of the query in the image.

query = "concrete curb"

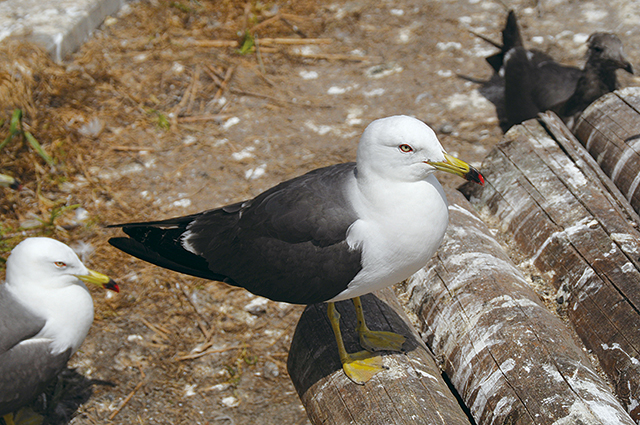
[0,0,127,61]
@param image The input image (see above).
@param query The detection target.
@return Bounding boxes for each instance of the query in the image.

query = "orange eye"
[399,144,413,152]
[54,261,67,268]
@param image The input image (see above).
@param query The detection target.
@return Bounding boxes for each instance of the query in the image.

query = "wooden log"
[573,87,640,216]
[461,116,640,422]
[397,187,634,425]
[287,288,472,425]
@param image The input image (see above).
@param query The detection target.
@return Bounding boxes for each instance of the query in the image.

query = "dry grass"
[0,0,328,262]
[0,3,334,422]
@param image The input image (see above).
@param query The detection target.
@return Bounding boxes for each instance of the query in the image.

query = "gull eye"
[399,144,413,153]
[54,261,67,268]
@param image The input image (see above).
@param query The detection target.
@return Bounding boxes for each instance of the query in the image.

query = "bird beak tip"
[78,269,120,293]
[104,279,120,293]
[430,154,485,186]
[467,167,485,186]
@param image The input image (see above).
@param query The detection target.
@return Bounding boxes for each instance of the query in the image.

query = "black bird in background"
[464,11,634,132]
[550,33,634,127]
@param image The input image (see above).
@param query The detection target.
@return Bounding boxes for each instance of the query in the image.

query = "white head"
[4,237,118,354]
[356,116,483,184]
[5,237,118,294]
[6,238,90,291]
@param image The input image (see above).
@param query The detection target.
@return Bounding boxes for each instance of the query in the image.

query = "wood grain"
[287,289,472,425]
[573,87,640,215]
[397,188,634,425]
[461,117,640,422]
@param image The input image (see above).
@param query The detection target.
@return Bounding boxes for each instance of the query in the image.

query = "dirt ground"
[1,0,639,424]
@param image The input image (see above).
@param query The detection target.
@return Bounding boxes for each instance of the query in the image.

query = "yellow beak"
[427,153,484,185]
[0,173,21,190]
[76,269,120,292]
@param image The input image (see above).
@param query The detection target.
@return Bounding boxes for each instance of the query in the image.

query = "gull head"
[5,237,119,293]
[587,32,633,74]
[357,115,484,185]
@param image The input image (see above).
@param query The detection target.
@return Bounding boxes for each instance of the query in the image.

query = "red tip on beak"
[104,279,120,293]
[466,167,485,186]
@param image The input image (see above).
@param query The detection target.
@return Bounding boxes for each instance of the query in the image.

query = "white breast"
[9,283,95,355]
[332,174,449,301]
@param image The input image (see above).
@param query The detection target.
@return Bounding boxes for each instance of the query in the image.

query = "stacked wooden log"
[398,187,635,424]
[287,289,473,425]
[288,88,640,424]
[459,110,640,422]
[573,87,640,216]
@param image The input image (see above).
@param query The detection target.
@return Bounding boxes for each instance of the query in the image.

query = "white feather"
[331,116,450,301]
[4,238,95,355]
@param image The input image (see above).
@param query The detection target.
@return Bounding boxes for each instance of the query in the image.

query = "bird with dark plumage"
[504,31,633,130]
[108,115,484,384]
[1,238,119,425]
[552,32,634,127]
[466,11,633,132]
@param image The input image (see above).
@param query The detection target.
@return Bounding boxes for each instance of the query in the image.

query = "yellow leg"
[5,408,43,425]
[3,414,15,425]
[353,297,406,352]
[327,302,384,385]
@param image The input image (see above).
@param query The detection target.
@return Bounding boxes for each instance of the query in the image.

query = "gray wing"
[0,286,70,416]
[0,286,45,355]
[503,47,581,129]
[531,61,581,111]
[186,162,363,304]
[110,163,363,305]
[0,342,71,416]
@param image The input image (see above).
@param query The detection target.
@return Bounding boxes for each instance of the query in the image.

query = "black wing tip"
[108,236,129,248]
[505,10,518,26]
[625,62,634,74]
[108,236,224,282]
[108,236,148,256]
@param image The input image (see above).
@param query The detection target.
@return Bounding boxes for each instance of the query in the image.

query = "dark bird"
[461,10,531,131]
[465,11,634,131]
[552,33,634,127]
[108,115,484,384]
[472,10,525,73]
[504,31,633,129]
[1,238,119,425]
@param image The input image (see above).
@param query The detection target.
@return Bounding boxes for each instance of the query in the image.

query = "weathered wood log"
[461,116,640,422]
[541,110,640,227]
[287,288,472,425]
[573,87,640,216]
[397,188,634,425]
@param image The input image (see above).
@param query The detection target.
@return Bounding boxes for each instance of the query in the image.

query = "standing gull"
[1,238,119,425]
[108,115,484,384]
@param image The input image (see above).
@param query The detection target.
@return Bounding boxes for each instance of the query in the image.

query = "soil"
[1,0,639,424]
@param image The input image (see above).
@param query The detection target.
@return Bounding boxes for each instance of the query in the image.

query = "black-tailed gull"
[1,237,119,424]
[108,115,484,384]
